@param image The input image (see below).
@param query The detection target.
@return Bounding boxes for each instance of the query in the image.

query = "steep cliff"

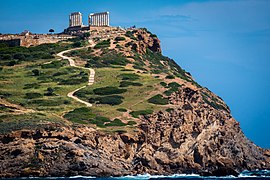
[0,28,269,178]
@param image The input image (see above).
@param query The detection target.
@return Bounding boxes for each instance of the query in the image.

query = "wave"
[18,170,270,179]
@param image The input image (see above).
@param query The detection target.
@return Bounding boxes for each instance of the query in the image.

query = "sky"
[0,0,270,148]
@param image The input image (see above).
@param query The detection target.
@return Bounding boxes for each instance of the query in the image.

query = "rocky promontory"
[0,28,269,178]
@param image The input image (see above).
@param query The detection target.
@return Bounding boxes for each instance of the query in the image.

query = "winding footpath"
[57,44,95,107]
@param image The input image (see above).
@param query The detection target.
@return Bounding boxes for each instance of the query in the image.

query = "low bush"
[164,82,181,96]
[106,119,126,127]
[160,82,167,87]
[166,108,174,112]
[119,81,143,87]
[117,108,128,112]
[115,37,126,41]
[125,31,137,40]
[127,121,137,126]
[25,92,43,99]
[148,94,169,105]
[118,73,140,81]
[41,61,63,69]
[165,75,175,79]
[90,116,110,128]
[28,98,67,106]
[93,95,124,106]
[130,109,153,118]
[64,107,96,124]
[93,86,127,95]
[23,83,40,89]
[94,39,110,49]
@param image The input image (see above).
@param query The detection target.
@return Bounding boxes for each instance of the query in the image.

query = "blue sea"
[15,170,270,180]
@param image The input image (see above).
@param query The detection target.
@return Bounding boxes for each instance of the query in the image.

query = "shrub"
[119,81,143,87]
[115,37,126,41]
[125,31,137,40]
[32,69,40,76]
[166,108,174,113]
[90,116,110,127]
[24,83,41,89]
[148,94,169,105]
[94,95,124,106]
[25,92,43,99]
[130,109,153,118]
[127,121,137,126]
[64,107,96,124]
[117,108,127,112]
[165,75,175,79]
[58,74,88,85]
[93,86,127,95]
[7,60,17,66]
[41,61,63,69]
[94,39,110,49]
[164,82,181,96]
[44,87,55,96]
[28,99,66,106]
[168,82,181,88]
[106,119,126,127]
[118,73,140,81]
[160,82,167,87]
[72,41,82,48]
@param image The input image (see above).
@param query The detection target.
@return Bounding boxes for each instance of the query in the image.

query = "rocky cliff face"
[0,85,269,178]
[0,28,269,178]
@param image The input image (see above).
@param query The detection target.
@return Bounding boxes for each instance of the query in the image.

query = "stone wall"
[0,34,73,47]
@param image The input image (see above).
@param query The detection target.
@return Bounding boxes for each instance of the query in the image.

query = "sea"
[14,170,270,180]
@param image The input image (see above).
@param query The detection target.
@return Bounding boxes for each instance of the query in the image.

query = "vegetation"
[130,109,153,118]
[119,81,143,87]
[115,37,126,41]
[63,107,95,124]
[125,31,137,40]
[25,92,43,99]
[164,82,182,96]
[93,86,127,95]
[106,119,126,127]
[84,50,129,68]
[94,39,110,49]
[148,94,169,105]
[165,75,175,79]
[118,73,140,81]
[90,95,124,106]
[0,43,71,66]
[117,108,127,112]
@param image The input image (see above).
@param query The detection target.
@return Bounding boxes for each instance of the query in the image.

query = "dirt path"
[57,42,95,107]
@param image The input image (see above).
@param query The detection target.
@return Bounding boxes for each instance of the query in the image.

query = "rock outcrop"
[0,85,269,178]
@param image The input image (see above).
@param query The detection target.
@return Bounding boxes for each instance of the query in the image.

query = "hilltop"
[0,28,269,178]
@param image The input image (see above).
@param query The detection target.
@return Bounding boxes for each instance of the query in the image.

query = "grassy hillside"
[0,28,228,134]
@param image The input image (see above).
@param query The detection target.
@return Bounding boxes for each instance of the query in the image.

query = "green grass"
[0,56,89,117]
[74,67,165,119]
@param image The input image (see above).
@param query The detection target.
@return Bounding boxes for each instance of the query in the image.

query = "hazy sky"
[1,0,270,148]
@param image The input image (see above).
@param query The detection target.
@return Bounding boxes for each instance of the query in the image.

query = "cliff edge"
[0,28,269,178]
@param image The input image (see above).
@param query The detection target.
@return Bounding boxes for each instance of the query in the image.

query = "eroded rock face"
[0,86,269,178]
[131,29,161,54]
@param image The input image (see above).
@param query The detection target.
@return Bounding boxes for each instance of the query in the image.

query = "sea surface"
[16,170,270,180]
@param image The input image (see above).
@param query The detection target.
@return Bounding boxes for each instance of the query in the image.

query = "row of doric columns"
[69,12,82,27]
[89,12,109,27]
